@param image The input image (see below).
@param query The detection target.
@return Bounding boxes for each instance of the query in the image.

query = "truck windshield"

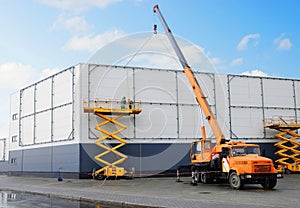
[232,146,260,156]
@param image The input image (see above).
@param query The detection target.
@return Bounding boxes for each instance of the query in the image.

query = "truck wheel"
[201,173,212,184]
[261,177,277,189]
[195,170,200,183]
[229,172,243,190]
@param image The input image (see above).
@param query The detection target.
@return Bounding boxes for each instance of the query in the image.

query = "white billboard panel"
[231,108,264,138]
[294,80,300,108]
[20,116,34,145]
[135,104,177,139]
[21,86,34,116]
[89,66,134,100]
[36,78,52,112]
[195,73,215,106]
[230,76,262,107]
[35,111,51,143]
[53,105,73,141]
[135,69,176,103]
[263,79,294,108]
[177,72,195,104]
[53,70,72,107]
[0,139,5,161]
[178,105,202,139]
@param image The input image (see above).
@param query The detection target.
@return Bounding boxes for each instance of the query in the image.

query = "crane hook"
[153,24,157,34]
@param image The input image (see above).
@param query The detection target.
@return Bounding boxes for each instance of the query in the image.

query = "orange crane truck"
[153,5,283,189]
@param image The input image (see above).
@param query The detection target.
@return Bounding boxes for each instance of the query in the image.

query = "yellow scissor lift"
[264,116,300,173]
[83,99,142,178]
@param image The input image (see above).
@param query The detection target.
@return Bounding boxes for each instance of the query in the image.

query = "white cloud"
[231,57,243,66]
[237,33,260,51]
[64,28,125,52]
[242,70,268,77]
[39,67,60,80]
[274,35,292,51]
[0,63,36,90]
[52,14,93,35]
[38,0,123,12]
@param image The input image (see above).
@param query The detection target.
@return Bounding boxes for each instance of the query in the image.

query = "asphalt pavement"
[0,174,299,208]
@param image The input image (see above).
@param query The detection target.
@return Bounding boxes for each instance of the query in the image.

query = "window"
[11,136,17,143]
[12,113,18,120]
[10,158,17,164]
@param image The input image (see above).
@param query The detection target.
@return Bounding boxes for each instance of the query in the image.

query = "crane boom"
[153,4,226,145]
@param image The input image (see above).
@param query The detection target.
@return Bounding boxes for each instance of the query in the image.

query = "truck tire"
[261,177,277,189]
[201,173,212,184]
[229,172,243,190]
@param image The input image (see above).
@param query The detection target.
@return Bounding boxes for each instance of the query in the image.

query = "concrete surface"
[0,174,299,208]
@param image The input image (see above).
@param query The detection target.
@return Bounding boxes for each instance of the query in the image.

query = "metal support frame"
[19,66,75,146]
[227,74,300,140]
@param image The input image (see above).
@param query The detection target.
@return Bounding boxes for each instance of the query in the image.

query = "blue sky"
[0,0,299,137]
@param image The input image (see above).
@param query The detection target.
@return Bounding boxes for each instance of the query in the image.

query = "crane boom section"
[153,5,226,145]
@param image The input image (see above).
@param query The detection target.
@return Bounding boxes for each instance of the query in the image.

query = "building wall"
[3,63,300,177]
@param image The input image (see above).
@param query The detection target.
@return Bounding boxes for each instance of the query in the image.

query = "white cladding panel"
[35,111,51,143]
[135,104,177,138]
[36,79,52,112]
[89,66,134,99]
[178,105,202,138]
[263,79,294,108]
[21,86,34,116]
[135,69,176,103]
[231,108,264,138]
[195,73,215,106]
[0,139,5,161]
[294,81,300,108]
[53,70,73,106]
[20,116,34,145]
[17,67,75,147]
[230,76,262,107]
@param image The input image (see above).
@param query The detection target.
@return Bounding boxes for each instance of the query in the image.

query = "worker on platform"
[128,98,133,109]
[121,96,126,109]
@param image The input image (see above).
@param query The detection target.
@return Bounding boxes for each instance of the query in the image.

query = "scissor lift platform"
[265,116,300,173]
[83,99,142,178]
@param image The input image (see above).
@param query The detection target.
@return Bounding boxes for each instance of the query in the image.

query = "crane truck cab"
[190,140,284,189]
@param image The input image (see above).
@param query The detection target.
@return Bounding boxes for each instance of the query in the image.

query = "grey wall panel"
[135,104,177,139]
[7,150,23,171]
[230,76,262,107]
[135,69,176,103]
[52,144,79,172]
[263,79,294,108]
[23,147,51,171]
[231,108,264,138]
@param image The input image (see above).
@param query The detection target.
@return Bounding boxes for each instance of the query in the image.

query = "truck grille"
[254,165,271,173]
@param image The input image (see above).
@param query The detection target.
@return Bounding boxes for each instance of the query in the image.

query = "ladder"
[264,116,300,173]
[83,99,142,178]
